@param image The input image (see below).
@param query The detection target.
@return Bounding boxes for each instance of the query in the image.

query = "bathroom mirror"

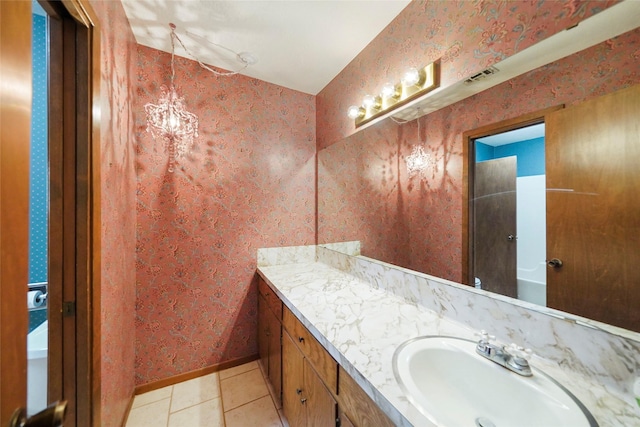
[317,23,640,333]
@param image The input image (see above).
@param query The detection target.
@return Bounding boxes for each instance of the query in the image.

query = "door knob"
[507,234,517,241]
[547,258,563,268]
[10,401,67,427]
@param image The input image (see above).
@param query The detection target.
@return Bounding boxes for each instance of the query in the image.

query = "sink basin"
[393,336,598,427]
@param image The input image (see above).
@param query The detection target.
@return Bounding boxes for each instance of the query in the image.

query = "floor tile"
[221,368,269,411]
[168,398,225,427]
[126,397,170,427]
[131,385,173,409]
[219,360,259,380]
[170,372,220,413]
[224,395,283,427]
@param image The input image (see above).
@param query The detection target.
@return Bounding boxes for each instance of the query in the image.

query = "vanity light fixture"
[347,61,439,128]
[145,23,255,172]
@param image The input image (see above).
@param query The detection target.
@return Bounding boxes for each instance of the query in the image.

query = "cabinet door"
[267,302,282,407]
[338,411,356,427]
[304,359,337,427]
[258,294,269,374]
[283,331,306,427]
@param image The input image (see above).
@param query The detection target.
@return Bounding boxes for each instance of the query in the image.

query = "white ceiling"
[476,123,545,147]
[121,0,411,95]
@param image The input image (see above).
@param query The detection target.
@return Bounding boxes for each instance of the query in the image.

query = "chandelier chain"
[171,25,248,77]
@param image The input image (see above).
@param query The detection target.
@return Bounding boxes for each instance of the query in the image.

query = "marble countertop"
[258,260,638,427]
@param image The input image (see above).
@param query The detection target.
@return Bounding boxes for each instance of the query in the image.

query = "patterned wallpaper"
[29,13,48,333]
[89,1,138,426]
[134,46,316,385]
[316,0,619,150]
[318,27,640,283]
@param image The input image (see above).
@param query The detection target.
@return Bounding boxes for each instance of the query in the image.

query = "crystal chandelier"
[144,24,198,173]
[406,145,434,179]
[144,23,255,172]
[405,116,435,180]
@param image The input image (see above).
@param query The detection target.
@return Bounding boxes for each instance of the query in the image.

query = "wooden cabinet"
[336,366,395,427]
[258,277,282,407]
[283,329,337,427]
[283,307,337,394]
[260,275,394,427]
[337,410,356,427]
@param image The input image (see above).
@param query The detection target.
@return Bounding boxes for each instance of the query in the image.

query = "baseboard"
[134,353,259,395]
[120,388,136,427]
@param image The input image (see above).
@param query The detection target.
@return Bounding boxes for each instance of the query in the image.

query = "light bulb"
[381,82,397,99]
[362,95,376,108]
[401,67,420,87]
[347,105,364,119]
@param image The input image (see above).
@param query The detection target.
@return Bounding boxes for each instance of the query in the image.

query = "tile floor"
[126,360,288,427]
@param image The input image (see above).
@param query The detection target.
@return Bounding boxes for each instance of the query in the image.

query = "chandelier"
[145,23,255,172]
[144,24,198,172]
[406,145,434,179]
[405,116,435,180]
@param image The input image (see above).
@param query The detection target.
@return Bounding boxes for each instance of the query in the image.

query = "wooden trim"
[60,2,101,425]
[119,391,136,427]
[46,0,65,414]
[45,1,101,425]
[134,355,259,395]
[461,106,564,285]
[0,1,31,422]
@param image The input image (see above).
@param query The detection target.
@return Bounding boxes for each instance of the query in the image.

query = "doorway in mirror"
[473,123,546,305]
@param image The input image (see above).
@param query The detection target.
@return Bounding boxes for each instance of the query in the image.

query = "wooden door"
[304,359,336,427]
[546,84,640,331]
[282,331,305,427]
[474,157,518,297]
[0,1,32,423]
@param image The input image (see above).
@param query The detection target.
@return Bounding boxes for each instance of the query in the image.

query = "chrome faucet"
[475,331,533,377]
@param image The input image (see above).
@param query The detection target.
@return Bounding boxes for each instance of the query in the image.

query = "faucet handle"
[475,330,495,342]
[506,343,533,361]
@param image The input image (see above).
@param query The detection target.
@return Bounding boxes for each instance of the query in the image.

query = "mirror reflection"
[317,26,640,333]
[472,124,546,306]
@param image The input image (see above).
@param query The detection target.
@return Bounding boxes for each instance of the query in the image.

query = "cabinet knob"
[296,388,302,395]
[300,398,307,404]
[298,336,305,343]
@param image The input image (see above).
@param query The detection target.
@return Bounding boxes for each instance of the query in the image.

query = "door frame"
[41,0,102,424]
[461,106,562,287]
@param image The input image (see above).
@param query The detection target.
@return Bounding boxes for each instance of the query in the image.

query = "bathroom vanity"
[257,244,640,427]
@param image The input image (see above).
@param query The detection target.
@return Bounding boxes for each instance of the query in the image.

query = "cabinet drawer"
[258,277,282,320]
[337,366,395,427]
[283,306,338,395]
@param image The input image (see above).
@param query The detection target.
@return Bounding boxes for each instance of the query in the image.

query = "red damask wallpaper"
[318,27,640,283]
[317,0,619,150]
[89,0,138,426]
[134,46,316,385]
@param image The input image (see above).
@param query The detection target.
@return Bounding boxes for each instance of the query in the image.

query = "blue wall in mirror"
[476,137,545,177]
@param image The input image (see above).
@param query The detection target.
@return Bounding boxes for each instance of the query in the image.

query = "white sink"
[393,336,598,427]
